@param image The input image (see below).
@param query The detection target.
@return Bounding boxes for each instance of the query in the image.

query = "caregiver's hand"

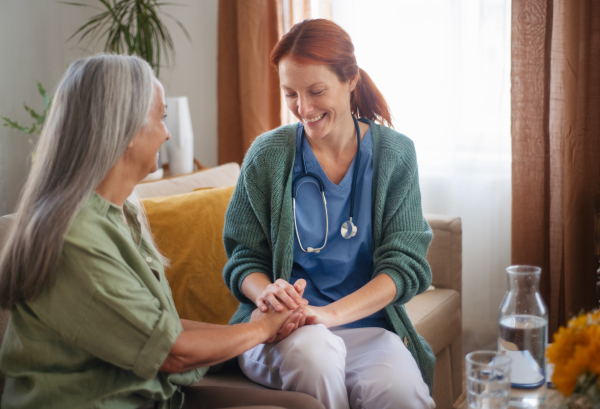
[256,278,308,313]
[294,305,332,327]
[250,304,304,341]
[160,304,304,373]
[265,304,326,343]
[265,305,319,343]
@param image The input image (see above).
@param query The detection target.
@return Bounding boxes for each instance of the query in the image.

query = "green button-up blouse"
[0,192,204,409]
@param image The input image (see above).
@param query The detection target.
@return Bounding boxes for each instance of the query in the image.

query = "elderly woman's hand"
[256,278,308,313]
[250,303,305,341]
[265,304,333,343]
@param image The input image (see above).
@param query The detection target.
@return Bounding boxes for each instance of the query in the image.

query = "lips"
[303,113,325,123]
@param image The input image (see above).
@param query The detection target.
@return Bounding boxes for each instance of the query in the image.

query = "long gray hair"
[0,54,161,309]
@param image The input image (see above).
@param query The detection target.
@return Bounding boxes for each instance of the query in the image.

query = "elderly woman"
[0,55,308,409]
[223,19,435,409]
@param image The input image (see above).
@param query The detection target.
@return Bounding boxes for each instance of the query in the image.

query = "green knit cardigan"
[222,120,436,392]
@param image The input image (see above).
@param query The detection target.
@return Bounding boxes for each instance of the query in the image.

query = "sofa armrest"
[424,214,462,297]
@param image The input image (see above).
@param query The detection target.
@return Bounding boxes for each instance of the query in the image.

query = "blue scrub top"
[290,122,390,330]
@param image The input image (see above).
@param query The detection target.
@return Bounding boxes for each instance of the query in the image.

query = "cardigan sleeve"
[372,143,433,306]
[222,162,274,305]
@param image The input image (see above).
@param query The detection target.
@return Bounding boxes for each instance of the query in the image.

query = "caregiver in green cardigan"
[223,19,435,409]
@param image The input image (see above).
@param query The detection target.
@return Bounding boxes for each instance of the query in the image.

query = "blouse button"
[146,256,153,263]
[403,337,409,348]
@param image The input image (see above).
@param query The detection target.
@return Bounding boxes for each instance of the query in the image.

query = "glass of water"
[466,351,511,409]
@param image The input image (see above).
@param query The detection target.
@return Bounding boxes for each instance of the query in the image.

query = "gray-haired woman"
[0,55,311,409]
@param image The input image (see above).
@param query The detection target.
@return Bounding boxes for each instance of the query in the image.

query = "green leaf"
[1,116,34,134]
[58,1,104,11]
[24,104,42,121]
[1,79,52,139]
[66,11,110,42]
[160,10,191,43]
[36,80,52,110]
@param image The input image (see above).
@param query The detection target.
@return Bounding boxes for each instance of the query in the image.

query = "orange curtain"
[217,0,332,163]
[218,0,281,165]
[511,0,600,333]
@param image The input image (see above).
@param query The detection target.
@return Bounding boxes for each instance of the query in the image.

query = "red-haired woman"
[223,19,435,409]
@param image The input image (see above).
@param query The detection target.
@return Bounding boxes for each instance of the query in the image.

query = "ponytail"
[352,68,393,128]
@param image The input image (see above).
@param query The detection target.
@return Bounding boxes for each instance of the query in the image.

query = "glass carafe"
[498,265,548,405]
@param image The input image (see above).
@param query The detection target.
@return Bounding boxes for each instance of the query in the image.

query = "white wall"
[0,0,219,216]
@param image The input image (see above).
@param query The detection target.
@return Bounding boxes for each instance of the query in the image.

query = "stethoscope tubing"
[292,114,363,253]
[293,190,329,253]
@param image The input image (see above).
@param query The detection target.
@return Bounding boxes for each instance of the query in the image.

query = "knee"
[379,384,433,409]
[279,325,346,374]
[356,376,434,409]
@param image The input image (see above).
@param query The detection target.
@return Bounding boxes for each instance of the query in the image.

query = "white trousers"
[239,325,436,409]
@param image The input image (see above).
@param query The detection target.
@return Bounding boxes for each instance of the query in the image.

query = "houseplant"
[66,0,196,179]
[1,81,53,152]
[2,0,190,149]
[64,0,191,77]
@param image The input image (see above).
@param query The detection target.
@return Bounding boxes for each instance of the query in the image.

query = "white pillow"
[134,162,240,199]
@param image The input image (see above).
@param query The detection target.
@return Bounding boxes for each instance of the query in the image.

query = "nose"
[297,94,313,117]
[166,130,171,141]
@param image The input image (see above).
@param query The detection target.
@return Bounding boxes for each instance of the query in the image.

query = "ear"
[348,73,359,93]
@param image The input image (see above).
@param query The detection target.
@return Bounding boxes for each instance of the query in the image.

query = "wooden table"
[508,388,562,408]
[455,388,563,408]
[539,390,563,408]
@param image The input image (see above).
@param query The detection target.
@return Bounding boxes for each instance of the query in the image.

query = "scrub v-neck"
[290,122,391,330]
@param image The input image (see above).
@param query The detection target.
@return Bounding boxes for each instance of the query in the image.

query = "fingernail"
[277,306,282,311]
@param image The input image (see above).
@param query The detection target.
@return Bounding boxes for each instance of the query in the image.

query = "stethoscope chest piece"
[341,218,357,239]
[294,114,363,252]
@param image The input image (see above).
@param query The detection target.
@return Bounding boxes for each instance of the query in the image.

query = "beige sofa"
[0,163,463,408]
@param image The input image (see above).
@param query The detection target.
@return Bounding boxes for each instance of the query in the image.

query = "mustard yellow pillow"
[141,186,239,325]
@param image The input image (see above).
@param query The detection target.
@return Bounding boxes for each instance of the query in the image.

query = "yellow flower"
[547,310,600,396]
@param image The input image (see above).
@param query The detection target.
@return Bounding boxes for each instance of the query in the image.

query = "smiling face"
[279,58,358,142]
[128,78,170,178]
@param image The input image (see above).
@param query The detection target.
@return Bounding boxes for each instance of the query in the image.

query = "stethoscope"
[292,114,362,253]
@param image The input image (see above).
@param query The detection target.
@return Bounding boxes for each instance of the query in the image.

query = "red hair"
[271,19,393,127]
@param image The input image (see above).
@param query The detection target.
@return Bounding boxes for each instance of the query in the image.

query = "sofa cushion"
[405,288,461,355]
[135,163,241,199]
[141,186,240,325]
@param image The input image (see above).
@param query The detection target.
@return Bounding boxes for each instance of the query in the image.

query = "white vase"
[164,96,194,176]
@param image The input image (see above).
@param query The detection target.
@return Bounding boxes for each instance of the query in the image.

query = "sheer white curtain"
[331,0,512,354]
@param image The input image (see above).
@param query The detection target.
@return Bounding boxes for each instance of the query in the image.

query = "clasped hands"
[256,278,325,343]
